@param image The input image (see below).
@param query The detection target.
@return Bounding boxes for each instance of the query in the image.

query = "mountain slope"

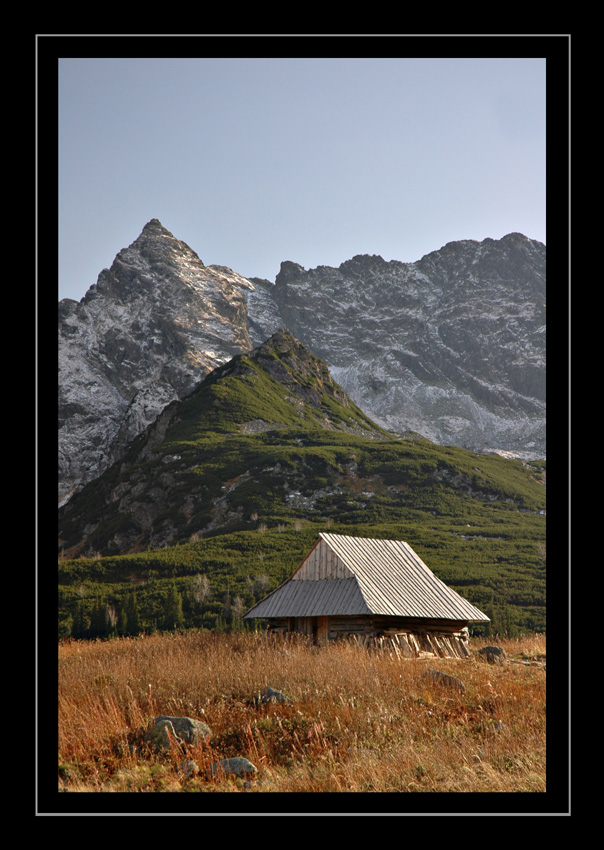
[58,329,390,556]
[58,219,254,505]
[58,330,545,553]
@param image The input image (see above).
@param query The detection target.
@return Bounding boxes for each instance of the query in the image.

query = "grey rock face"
[244,233,546,459]
[245,277,285,347]
[59,219,254,504]
[178,759,200,778]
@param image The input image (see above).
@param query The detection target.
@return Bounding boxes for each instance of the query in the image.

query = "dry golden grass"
[58,630,546,795]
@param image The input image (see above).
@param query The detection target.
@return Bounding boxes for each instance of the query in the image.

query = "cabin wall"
[265,615,471,657]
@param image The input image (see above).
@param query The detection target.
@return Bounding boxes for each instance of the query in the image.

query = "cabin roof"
[244,533,490,622]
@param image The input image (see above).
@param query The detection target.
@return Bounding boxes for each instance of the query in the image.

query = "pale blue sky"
[58,51,547,303]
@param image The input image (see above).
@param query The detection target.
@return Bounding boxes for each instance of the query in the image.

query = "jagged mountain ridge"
[58,220,545,505]
[245,233,545,457]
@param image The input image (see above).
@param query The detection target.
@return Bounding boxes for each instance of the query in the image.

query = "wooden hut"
[244,533,489,658]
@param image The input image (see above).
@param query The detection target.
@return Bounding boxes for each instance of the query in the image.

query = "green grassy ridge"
[163,337,387,439]
[59,425,545,558]
[57,341,390,550]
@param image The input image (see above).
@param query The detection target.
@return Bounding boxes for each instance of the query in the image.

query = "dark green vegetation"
[58,331,546,641]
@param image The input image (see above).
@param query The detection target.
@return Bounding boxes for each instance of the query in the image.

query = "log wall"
[265,615,471,658]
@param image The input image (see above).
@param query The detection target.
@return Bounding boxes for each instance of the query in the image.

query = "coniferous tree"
[125,592,141,636]
[222,587,232,623]
[89,596,107,639]
[117,604,128,637]
[162,582,184,631]
[71,601,89,640]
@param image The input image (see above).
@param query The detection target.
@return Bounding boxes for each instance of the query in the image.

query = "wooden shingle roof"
[244,533,489,622]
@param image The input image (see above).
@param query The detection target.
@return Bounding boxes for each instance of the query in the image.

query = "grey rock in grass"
[153,715,213,744]
[145,715,213,752]
[178,759,200,778]
[144,719,184,752]
[477,645,508,665]
[422,669,466,692]
[251,686,293,707]
[211,757,258,779]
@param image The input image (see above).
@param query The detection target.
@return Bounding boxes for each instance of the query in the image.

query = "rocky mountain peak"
[416,232,545,287]
[113,218,204,277]
[338,254,392,277]
[58,221,255,504]
[248,328,352,410]
[275,261,306,286]
[252,327,296,353]
[135,218,202,258]
[141,217,170,233]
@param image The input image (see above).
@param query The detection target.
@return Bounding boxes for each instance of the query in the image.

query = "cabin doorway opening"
[312,616,329,646]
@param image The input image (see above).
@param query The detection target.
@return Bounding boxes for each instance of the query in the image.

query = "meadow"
[57,629,547,799]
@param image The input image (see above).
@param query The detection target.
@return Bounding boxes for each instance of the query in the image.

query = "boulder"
[153,715,213,745]
[478,645,507,665]
[251,687,293,707]
[422,669,466,692]
[144,718,184,753]
[145,715,213,752]
[178,759,200,778]
[211,757,258,779]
